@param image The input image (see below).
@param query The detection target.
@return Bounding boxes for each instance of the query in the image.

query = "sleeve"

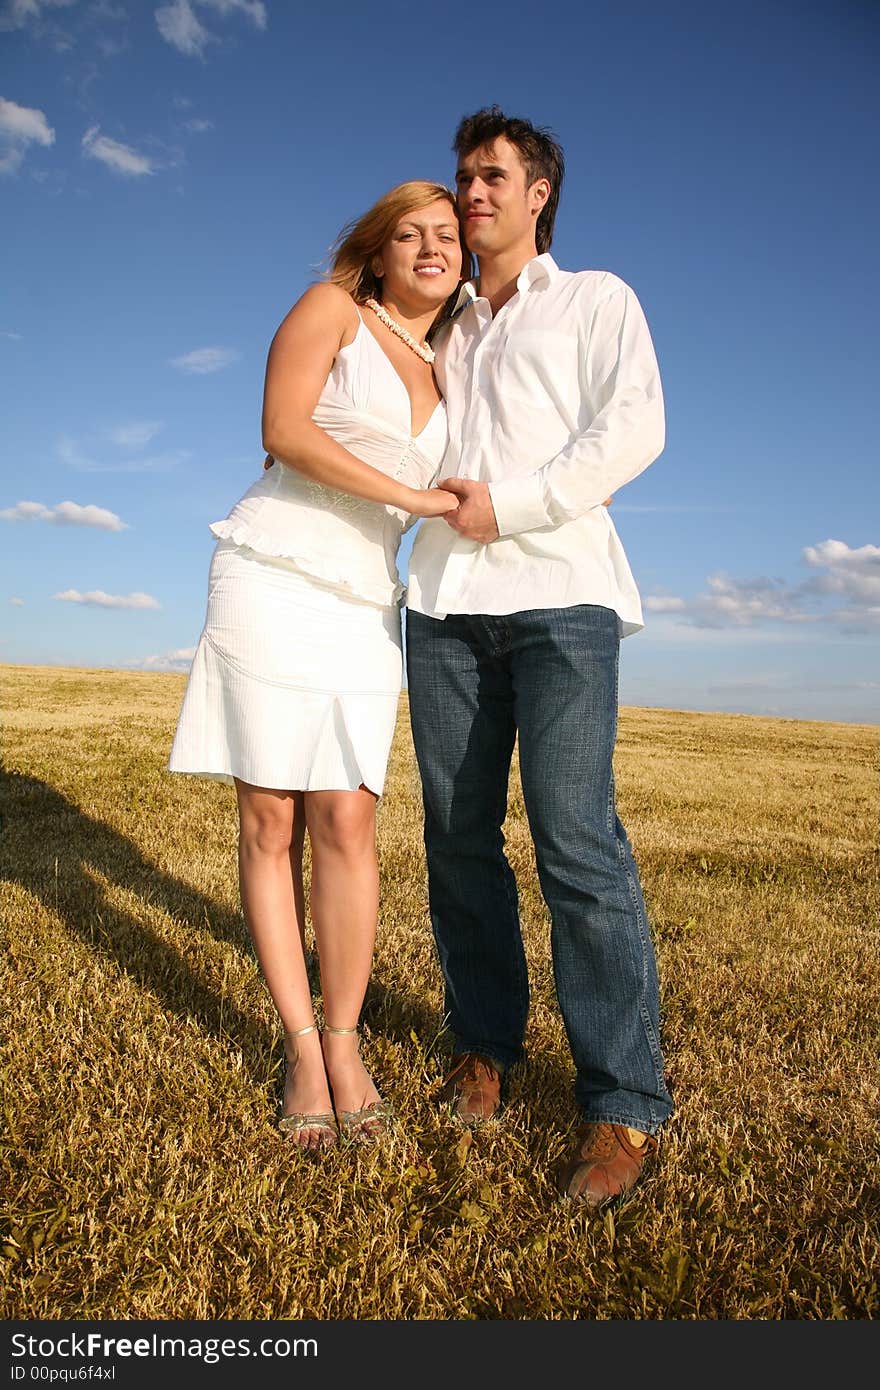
[487,281,665,537]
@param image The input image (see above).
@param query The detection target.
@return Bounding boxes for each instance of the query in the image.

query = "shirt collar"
[452,252,559,314]
[517,252,558,290]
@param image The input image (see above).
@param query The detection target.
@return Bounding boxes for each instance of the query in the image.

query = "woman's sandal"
[323,1024,394,1145]
[277,1023,339,1150]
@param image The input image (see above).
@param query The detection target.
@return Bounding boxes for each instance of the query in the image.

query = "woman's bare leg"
[234,779,334,1149]
[305,786,383,1119]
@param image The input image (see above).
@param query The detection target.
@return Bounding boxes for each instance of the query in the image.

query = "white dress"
[168,313,448,795]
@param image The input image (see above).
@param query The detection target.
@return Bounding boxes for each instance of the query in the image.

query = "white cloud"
[644,575,812,629]
[9,596,25,606]
[643,538,880,635]
[105,420,164,448]
[0,1,76,31]
[183,117,213,133]
[155,0,214,57]
[696,572,815,628]
[130,646,195,671]
[0,97,55,175]
[1,329,22,340]
[0,499,129,530]
[643,595,686,613]
[798,539,880,633]
[155,0,266,59]
[169,345,239,374]
[82,125,155,177]
[198,0,266,24]
[55,589,161,610]
[802,539,880,606]
[0,97,53,143]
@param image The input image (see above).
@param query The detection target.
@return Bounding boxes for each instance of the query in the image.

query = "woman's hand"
[404,487,461,518]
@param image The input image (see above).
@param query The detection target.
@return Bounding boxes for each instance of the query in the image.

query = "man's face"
[455,137,546,259]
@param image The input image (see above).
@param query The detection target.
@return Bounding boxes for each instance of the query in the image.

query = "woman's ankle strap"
[324,1024,358,1036]
[288,1023,317,1038]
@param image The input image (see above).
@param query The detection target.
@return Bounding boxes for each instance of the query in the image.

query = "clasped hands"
[435,477,500,544]
[434,478,613,545]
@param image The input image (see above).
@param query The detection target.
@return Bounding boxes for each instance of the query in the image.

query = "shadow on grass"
[0,769,465,1100]
[0,769,276,1070]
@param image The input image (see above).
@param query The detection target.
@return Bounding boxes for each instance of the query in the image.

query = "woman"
[169,181,465,1151]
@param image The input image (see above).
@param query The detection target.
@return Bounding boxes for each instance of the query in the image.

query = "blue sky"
[2,0,878,723]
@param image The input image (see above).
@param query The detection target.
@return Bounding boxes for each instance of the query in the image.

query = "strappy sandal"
[323,1024,394,1145]
[337,1097,394,1144]
[277,1024,339,1150]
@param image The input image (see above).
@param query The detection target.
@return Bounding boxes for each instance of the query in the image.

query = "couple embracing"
[169,105,674,1209]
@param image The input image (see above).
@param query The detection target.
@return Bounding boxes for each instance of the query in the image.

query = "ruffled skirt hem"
[208,520,404,608]
[168,663,398,795]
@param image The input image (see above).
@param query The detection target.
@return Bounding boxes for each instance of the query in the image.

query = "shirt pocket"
[497,328,578,410]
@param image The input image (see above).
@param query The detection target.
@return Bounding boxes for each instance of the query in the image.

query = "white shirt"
[406,253,665,634]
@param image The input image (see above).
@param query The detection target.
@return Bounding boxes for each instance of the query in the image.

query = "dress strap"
[338,301,364,353]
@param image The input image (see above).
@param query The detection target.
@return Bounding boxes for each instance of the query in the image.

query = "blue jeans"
[405,604,673,1134]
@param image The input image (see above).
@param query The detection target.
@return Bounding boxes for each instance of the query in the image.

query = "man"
[405,106,673,1207]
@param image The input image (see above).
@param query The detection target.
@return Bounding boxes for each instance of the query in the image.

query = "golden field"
[1,662,877,1320]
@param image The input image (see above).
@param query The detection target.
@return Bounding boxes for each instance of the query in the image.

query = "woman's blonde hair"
[327,180,471,330]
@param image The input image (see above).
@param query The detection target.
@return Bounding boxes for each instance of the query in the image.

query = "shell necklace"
[364,297,435,364]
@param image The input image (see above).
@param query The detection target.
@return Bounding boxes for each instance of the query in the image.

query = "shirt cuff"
[488,473,547,537]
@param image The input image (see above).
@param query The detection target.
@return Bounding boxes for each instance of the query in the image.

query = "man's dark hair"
[453,105,565,253]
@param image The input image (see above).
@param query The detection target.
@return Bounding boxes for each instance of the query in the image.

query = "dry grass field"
[1,662,877,1321]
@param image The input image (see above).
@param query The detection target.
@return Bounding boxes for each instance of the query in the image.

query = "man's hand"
[436,477,499,543]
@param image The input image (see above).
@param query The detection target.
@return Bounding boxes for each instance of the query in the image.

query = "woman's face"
[374,198,463,309]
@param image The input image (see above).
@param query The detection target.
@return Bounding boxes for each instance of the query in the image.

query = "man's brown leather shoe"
[439,1052,503,1125]
[559,1122,658,1206]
